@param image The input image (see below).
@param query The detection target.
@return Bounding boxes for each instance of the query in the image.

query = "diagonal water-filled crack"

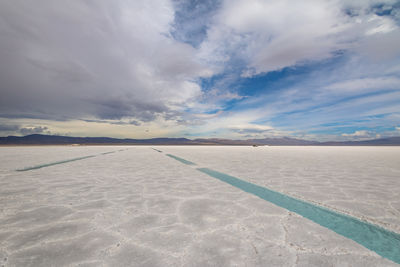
[16,150,121,171]
[16,155,97,171]
[102,151,116,155]
[166,153,400,264]
[166,154,196,165]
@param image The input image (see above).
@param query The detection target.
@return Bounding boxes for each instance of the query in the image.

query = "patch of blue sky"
[371,2,400,18]
[197,50,348,114]
[171,0,221,47]
[196,71,297,114]
[198,54,350,116]
[235,52,348,96]
[239,67,312,96]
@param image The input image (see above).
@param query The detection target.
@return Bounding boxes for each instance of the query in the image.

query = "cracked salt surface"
[0,146,399,266]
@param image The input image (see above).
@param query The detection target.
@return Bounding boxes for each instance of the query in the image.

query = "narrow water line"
[166,154,196,165]
[16,150,120,171]
[102,151,116,155]
[16,155,97,171]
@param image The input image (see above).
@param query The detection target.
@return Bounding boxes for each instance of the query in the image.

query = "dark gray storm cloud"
[0,0,209,123]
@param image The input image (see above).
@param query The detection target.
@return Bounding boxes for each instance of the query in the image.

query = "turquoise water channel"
[164,152,400,264]
[16,155,97,171]
[166,154,196,165]
[16,150,120,171]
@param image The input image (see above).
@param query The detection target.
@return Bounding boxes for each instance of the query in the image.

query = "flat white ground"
[0,146,398,266]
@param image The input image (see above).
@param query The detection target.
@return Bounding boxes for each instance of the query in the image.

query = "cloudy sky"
[0,0,399,140]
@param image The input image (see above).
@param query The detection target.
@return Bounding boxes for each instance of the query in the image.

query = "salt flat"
[0,146,399,266]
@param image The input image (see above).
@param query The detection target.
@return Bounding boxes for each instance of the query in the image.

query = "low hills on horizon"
[1,134,400,146]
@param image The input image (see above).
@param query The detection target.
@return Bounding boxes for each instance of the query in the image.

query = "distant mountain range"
[1,134,400,146]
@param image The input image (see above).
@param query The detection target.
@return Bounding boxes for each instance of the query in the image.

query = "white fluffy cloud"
[198,0,400,76]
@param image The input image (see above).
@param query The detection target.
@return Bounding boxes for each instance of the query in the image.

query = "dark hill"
[1,134,399,145]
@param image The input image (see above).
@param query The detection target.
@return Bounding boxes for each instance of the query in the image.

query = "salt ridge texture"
[0,146,398,266]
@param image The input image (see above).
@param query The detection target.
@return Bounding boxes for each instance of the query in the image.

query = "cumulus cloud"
[0,0,211,124]
[198,0,400,76]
